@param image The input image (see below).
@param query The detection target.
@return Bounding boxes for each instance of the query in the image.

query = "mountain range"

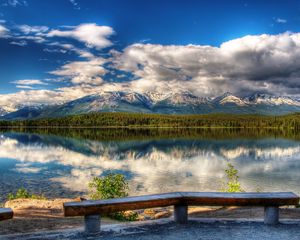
[2,91,300,120]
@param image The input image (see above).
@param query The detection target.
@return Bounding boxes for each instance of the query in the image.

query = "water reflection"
[0,130,300,202]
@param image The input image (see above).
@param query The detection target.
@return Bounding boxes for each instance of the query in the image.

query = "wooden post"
[264,206,279,225]
[84,214,101,234]
[174,204,188,224]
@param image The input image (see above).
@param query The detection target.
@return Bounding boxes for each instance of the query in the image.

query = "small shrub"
[89,173,129,200]
[88,173,137,221]
[221,161,244,193]
[7,188,46,201]
[109,211,139,221]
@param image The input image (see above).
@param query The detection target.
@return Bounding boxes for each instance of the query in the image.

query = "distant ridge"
[2,91,300,120]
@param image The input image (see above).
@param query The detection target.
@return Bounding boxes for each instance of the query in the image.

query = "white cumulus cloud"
[48,42,95,59]
[50,58,107,85]
[16,85,33,89]
[12,79,47,85]
[113,32,300,96]
[18,25,49,34]
[3,31,300,108]
[47,23,114,49]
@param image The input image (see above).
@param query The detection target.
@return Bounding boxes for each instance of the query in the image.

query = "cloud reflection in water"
[0,133,300,199]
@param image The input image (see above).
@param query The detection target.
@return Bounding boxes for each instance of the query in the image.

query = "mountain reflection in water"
[0,129,300,202]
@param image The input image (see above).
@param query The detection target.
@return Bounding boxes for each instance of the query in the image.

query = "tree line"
[1,112,300,129]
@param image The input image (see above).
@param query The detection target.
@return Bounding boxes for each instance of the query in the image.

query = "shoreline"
[0,126,292,129]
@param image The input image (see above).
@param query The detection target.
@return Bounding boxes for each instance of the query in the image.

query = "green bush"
[88,173,138,221]
[89,173,129,200]
[221,161,244,193]
[8,187,46,200]
[108,211,139,221]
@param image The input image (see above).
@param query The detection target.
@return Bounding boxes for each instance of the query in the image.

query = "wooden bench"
[64,192,299,234]
[0,208,13,221]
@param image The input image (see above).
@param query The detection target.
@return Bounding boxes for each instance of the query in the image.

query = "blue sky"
[0,0,300,108]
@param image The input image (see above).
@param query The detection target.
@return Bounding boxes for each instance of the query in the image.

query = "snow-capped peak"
[244,93,300,106]
[220,95,246,106]
[3,91,300,120]
[213,92,246,106]
[144,91,170,103]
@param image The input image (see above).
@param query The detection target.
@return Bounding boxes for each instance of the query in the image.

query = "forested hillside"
[1,112,300,129]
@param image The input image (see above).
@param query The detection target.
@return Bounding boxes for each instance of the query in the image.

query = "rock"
[138,215,146,221]
[154,211,172,219]
[143,209,156,215]
[123,210,136,217]
[73,197,87,202]
[140,208,171,220]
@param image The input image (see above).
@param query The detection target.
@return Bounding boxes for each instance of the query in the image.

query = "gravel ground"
[2,199,300,236]
[2,219,300,240]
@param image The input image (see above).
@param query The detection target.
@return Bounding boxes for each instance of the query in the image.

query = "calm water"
[0,129,300,202]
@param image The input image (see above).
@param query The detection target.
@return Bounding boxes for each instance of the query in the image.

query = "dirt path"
[0,198,118,235]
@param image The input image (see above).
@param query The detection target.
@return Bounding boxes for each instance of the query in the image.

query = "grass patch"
[7,188,46,201]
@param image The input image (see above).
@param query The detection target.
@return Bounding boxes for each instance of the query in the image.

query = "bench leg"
[84,214,101,234]
[264,206,279,225]
[174,205,188,224]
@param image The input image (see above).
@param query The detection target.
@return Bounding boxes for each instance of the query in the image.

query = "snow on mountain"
[144,91,170,103]
[1,105,47,120]
[0,105,21,116]
[2,91,300,120]
[244,93,300,106]
[120,92,152,107]
[164,91,210,105]
[212,92,300,107]
[0,107,9,117]
[213,92,246,106]
[220,96,246,106]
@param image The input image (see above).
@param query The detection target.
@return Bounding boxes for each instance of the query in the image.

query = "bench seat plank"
[64,192,182,216]
[0,208,13,221]
[182,192,299,206]
[64,192,299,217]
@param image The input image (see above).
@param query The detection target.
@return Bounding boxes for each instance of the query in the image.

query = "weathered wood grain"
[64,192,182,216]
[182,192,299,206]
[0,208,13,221]
[64,192,299,217]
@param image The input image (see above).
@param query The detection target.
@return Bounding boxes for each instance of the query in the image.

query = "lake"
[0,128,300,202]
